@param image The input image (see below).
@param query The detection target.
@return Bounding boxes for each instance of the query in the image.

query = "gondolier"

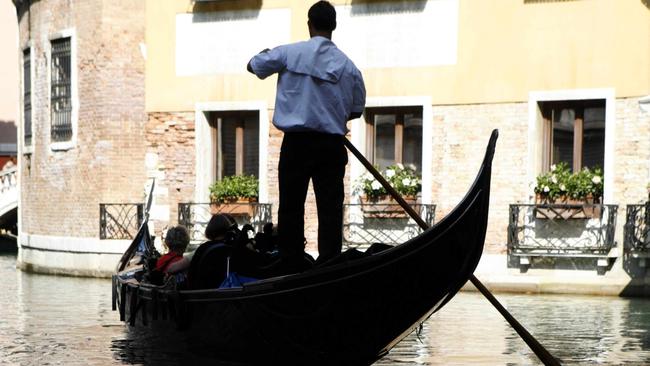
[247,1,366,270]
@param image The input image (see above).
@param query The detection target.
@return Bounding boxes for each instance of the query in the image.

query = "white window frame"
[48,29,78,152]
[350,96,433,204]
[194,101,269,203]
[21,40,34,155]
[528,88,615,203]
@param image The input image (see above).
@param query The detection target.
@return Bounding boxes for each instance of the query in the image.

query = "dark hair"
[308,1,336,32]
[165,226,190,252]
[205,213,236,241]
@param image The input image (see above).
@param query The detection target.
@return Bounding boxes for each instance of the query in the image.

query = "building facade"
[13,0,650,286]
[13,0,147,276]
[0,0,18,169]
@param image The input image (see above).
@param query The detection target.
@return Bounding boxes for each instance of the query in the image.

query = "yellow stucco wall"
[146,0,650,112]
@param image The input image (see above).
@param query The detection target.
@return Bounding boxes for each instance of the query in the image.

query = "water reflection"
[2,252,650,365]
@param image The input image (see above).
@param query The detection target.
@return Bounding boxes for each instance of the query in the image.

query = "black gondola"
[112,130,498,365]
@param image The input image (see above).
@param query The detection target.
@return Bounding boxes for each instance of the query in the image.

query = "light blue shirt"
[249,36,366,135]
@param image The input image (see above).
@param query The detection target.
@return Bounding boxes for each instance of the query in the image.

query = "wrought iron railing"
[0,168,17,194]
[51,37,72,142]
[343,203,435,249]
[508,203,618,257]
[624,202,650,254]
[178,202,272,242]
[23,48,32,146]
[99,203,144,240]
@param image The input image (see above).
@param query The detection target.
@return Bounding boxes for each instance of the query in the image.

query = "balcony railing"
[342,203,435,249]
[624,202,650,256]
[508,203,618,272]
[0,168,17,194]
[99,203,144,240]
[178,202,272,242]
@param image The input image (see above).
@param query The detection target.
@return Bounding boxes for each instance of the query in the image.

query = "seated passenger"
[166,213,236,275]
[155,225,190,273]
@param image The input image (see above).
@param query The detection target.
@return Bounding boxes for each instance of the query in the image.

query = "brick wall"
[613,97,650,204]
[17,0,147,238]
[145,112,196,229]
[429,103,529,254]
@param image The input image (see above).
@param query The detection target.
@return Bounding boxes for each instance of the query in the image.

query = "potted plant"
[208,175,259,216]
[533,163,604,218]
[533,162,571,204]
[354,163,421,218]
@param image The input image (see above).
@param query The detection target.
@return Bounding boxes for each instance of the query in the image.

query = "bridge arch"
[0,168,18,232]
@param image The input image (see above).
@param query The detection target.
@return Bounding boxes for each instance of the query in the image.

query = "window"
[364,107,423,172]
[51,37,72,142]
[211,111,259,179]
[540,99,605,173]
[23,48,31,146]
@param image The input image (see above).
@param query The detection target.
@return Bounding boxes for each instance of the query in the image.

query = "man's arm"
[247,47,285,79]
[247,48,270,75]
[348,70,366,121]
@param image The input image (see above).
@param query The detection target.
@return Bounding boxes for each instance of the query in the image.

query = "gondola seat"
[188,242,231,290]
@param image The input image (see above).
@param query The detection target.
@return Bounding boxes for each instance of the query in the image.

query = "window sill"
[50,141,76,151]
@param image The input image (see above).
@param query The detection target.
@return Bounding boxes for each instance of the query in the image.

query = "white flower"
[550,164,557,171]
[402,178,411,186]
[385,169,395,178]
[363,172,373,181]
[551,175,558,184]
[410,179,418,187]
[559,184,566,191]
[592,176,602,184]
[408,164,417,171]
[371,180,382,190]
[396,163,404,170]
[543,186,550,193]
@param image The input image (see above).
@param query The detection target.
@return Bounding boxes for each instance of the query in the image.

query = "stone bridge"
[0,167,17,235]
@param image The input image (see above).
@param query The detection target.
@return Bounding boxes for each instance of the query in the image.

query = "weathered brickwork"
[145,112,196,228]
[16,0,146,238]
[429,103,530,254]
[612,97,650,246]
[613,97,650,204]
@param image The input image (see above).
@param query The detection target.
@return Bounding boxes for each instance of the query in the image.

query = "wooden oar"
[343,137,561,366]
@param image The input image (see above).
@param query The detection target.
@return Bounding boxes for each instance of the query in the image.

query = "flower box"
[208,175,259,217]
[534,194,602,219]
[360,195,417,219]
[533,163,604,219]
[210,197,257,217]
[354,163,422,219]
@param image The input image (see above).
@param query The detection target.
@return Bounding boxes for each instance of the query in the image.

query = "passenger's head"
[308,1,336,36]
[164,225,190,253]
[205,213,237,241]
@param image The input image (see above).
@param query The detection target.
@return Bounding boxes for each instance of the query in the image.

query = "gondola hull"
[114,130,498,365]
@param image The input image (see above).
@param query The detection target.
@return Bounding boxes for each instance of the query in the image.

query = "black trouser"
[277,131,348,263]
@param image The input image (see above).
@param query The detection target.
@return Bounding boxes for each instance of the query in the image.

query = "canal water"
[1,251,650,365]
